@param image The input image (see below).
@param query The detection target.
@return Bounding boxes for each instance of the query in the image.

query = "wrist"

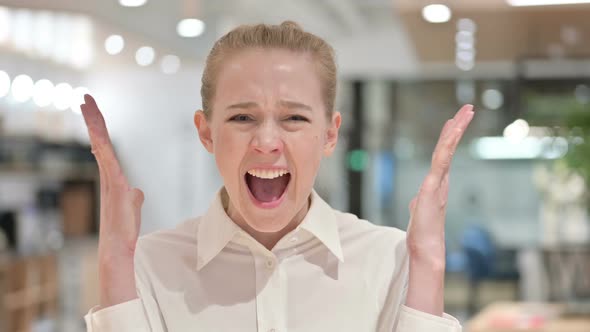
[409,252,446,274]
[407,238,445,268]
[98,257,138,308]
[406,252,446,316]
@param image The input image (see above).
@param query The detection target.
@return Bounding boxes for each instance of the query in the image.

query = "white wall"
[84,64,222,234]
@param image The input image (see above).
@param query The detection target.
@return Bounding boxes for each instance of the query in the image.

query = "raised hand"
[404,104,475,315]
[81,94,145,308]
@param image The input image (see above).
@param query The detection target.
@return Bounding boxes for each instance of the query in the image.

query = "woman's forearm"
[405,255,445,317]
[99,256,139,309]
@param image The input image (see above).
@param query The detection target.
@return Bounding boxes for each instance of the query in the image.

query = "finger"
[130,188,145,209]
[432,104,473,163]
[130,188,145,228]
[455,104,475,131]
[453,104,474,121]
[80,94,126,182]
[433,119,455,153]
[430,105,474,180]
[440,172,450,204]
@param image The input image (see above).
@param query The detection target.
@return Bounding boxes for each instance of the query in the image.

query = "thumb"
[129,188,144,230]
[130,188,145,208]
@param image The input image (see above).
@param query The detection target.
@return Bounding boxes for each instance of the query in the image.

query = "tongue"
[247,174,290,202]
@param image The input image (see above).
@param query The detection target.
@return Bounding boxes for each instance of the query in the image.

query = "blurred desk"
[467,302,590,332]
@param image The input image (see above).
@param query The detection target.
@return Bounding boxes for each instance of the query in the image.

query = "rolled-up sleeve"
[397,305,462,331]
[377,235,463,332]
[84,252,165,332]
[84,299,150,332]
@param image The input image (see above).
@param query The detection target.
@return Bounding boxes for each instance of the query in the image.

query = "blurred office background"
[1,0,590,331]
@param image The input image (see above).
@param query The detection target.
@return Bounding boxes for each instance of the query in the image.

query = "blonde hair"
[200,21,337,118]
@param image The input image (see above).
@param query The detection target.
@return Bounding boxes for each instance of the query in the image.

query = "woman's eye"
[229,114,253,122]
[286,115,309,122]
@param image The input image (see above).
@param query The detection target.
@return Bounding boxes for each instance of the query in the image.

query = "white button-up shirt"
[85,189,462,331]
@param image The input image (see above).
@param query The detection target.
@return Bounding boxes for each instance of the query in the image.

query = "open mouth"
[245,168,291,206]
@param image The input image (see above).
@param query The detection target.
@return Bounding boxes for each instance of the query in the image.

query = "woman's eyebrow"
[225,101,312,112]
[279,100,312,112]
[225,102,258,110]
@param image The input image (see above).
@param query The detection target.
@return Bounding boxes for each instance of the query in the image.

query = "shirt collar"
[196,188,240,270]
[298,189,344,262]
[196,188,344,271]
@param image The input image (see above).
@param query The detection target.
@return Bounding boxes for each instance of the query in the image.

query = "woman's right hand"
[81,94,145,308]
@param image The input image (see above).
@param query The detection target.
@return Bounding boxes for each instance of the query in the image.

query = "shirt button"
[290,236,298,242]
[265,259,275,269]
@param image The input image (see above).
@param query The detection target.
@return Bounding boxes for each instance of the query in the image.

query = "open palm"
[407,105,475,262]
[80,94,144,307]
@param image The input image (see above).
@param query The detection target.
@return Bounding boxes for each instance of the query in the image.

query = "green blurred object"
[565,107,590,191]
[347,149,368,172]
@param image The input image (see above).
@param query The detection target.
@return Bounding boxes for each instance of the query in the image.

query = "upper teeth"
[248,169,289,179]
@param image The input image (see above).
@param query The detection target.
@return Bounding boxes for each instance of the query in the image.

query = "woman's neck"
[224,192,310,251]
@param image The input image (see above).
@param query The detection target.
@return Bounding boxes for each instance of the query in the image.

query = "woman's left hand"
[405,104,474,315]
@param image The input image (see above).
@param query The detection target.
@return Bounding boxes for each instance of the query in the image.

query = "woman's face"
[195,48,341,233]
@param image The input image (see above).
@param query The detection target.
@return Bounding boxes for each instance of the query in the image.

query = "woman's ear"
[324,111,341,156]
[194,110,214,153]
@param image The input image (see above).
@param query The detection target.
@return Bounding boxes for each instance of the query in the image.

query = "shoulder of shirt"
[331,208,407,246]
[330,209,409,287]
[135,217,202,256]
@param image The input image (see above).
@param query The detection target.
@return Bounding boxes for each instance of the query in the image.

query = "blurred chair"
[461,224,520,315]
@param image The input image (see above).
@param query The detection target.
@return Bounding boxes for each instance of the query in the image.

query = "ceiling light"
[52,13,71,64]
[504,119,530,143]
[457,18,477,33]
[456,50,476,62]
[507,0,590,6]
[12,9,34,52]
[135,46,155,66]
[33,79,54,107]
[422,4,452,23]
[119,0,147,7]
[455,59,474,71]
[177,18,205,37]
[33,11,55,58]
[470,136,567,160]
[455,31,475,45]
[482,89,504,110]
[161,55,181,74]
[69,16,94,69]
[105,34,125,55]
[54,82,73,110]
[11,74,34,103]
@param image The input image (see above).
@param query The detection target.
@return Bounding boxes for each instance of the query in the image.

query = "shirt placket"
[252,250,286,332]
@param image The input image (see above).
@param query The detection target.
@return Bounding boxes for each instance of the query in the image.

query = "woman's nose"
[252,121,283,154]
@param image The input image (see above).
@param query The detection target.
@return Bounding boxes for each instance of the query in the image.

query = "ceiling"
[395,1,590,63]
[1,0,590,70]
[0,0,396,61]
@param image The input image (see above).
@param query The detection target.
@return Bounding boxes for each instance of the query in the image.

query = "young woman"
[82,21,474,332]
